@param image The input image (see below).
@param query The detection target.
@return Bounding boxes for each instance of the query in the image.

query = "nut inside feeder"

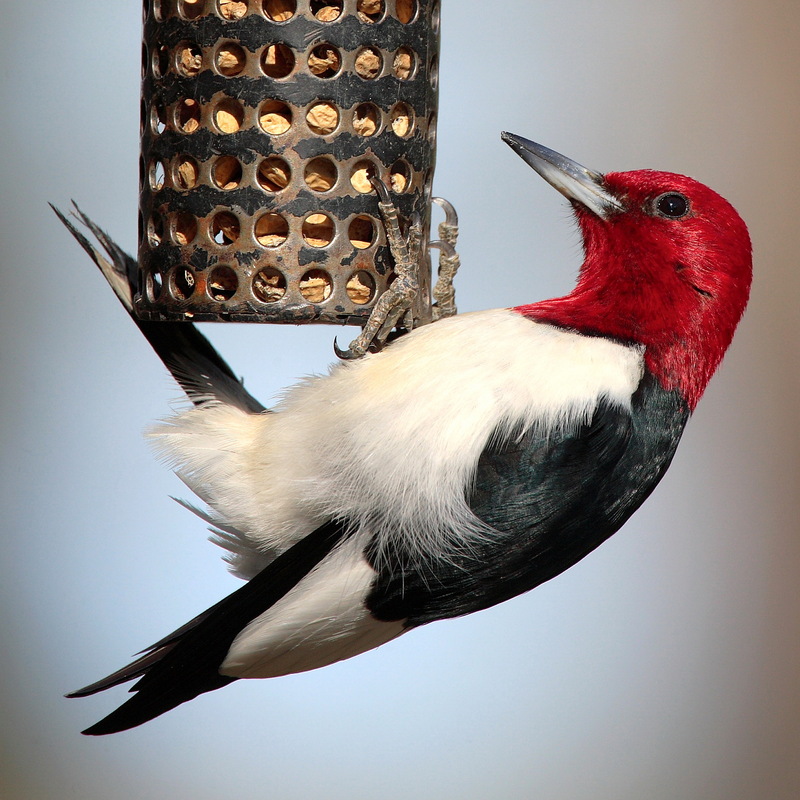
[137,0,442,340]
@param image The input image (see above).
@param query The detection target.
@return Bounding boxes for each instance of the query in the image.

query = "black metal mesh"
[137,0,440,325]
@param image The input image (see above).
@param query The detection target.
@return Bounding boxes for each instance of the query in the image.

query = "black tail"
[70,521,346,735]
[51,203,265,413]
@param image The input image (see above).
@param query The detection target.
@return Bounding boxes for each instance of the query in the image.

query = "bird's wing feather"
[72,520,345,736]
[367,372,689,626]
[52,203,265,413]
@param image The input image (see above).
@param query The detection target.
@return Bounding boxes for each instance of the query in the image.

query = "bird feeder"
[137,0,441,333]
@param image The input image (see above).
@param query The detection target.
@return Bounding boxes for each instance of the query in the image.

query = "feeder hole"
[171,267,197,300]
[348,216,376,249]
[176,98,201,132]
[304,157,337,192]
[357,0,383,23]
[216,43,247,76]
[393,47,414,80]
[153,0,165,22]
[255,213,289,247]
[310,1,342,21]
[149,159,166,191]
[355,47,382,80]
[353,103,379,136]
[175,156,200,190]
[147,214,164,247]
[207,265,239,301]
[253,267,287,302]
[218,0,248,19]
[350,161,377,194]
[212,156,243,189]
[177,43,203,77]
[180,0,205,19]
[211,211,241,245]
[390,160,411,194]
[262,0,295,21]
[173,212,198,244]
[346,271,376,304]
[257,157,291,192]
[261,43,295,78]
[302,213,335,247]
[299,269,333,303]
[308,44,341,79]
[429,54,439,89]
[427,111,437,148]
[214,98,245,133]
[306,102,339,135]
[396,0,416,23]
[153,45,170,77]
[390,102,413,137]
[259,100,292,134]
[151,102,166,134]
[147,270,164,301]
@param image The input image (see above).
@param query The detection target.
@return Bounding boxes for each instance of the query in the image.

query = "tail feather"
[72,520,346,735]
[66,646,178,699]
[52,202,265,413]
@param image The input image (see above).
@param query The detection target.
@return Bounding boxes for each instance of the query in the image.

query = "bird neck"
[516,294,720,411]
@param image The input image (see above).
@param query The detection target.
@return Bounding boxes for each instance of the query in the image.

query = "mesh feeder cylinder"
[138,0,440,330]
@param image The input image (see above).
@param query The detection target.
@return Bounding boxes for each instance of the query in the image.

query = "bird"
[55,133,752,735]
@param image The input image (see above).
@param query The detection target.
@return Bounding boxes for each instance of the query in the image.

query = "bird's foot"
[430,197,461,321]
[335,178,423,360]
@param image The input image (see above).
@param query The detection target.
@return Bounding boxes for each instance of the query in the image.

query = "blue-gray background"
[2,2,798,798]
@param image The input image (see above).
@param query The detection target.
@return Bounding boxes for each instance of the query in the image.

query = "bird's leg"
[335,178,423,360]
[430,197,461,321]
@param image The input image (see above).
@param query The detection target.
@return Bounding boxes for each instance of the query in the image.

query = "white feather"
[220,537,404,678]
[149,309,644,578]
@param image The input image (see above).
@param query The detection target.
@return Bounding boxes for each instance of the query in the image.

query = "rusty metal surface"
[137,0,440,325]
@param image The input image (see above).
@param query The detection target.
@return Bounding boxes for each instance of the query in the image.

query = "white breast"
[149,309,644,577]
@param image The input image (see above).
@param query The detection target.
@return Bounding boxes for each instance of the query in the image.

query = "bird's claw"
[431,197,461,321]
[432,197,459,245]
[333,335,381,361]
[334,188,462,360]
[335,178,423,360]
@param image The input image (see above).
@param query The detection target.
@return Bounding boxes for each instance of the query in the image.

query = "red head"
[502,134,752,410]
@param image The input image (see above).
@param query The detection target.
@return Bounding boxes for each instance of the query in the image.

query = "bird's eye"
[654,192,690,219]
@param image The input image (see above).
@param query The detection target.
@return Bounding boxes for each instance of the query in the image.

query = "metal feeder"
[137,0,441,332]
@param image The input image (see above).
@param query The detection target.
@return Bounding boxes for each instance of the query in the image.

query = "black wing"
[52,203,265,413]
[70,521,345,736]
[367,373,689,626]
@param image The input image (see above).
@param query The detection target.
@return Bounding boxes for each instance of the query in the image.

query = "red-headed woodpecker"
[56,133,752,735]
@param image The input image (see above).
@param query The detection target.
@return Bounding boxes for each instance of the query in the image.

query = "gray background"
[2,1,799,798]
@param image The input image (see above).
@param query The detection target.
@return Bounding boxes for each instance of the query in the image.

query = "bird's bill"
[501,132,624,218]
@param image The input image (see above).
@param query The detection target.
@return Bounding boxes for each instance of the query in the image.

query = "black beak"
[501,132,624,218]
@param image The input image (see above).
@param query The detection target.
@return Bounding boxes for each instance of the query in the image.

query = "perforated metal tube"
[137,0,440,326]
